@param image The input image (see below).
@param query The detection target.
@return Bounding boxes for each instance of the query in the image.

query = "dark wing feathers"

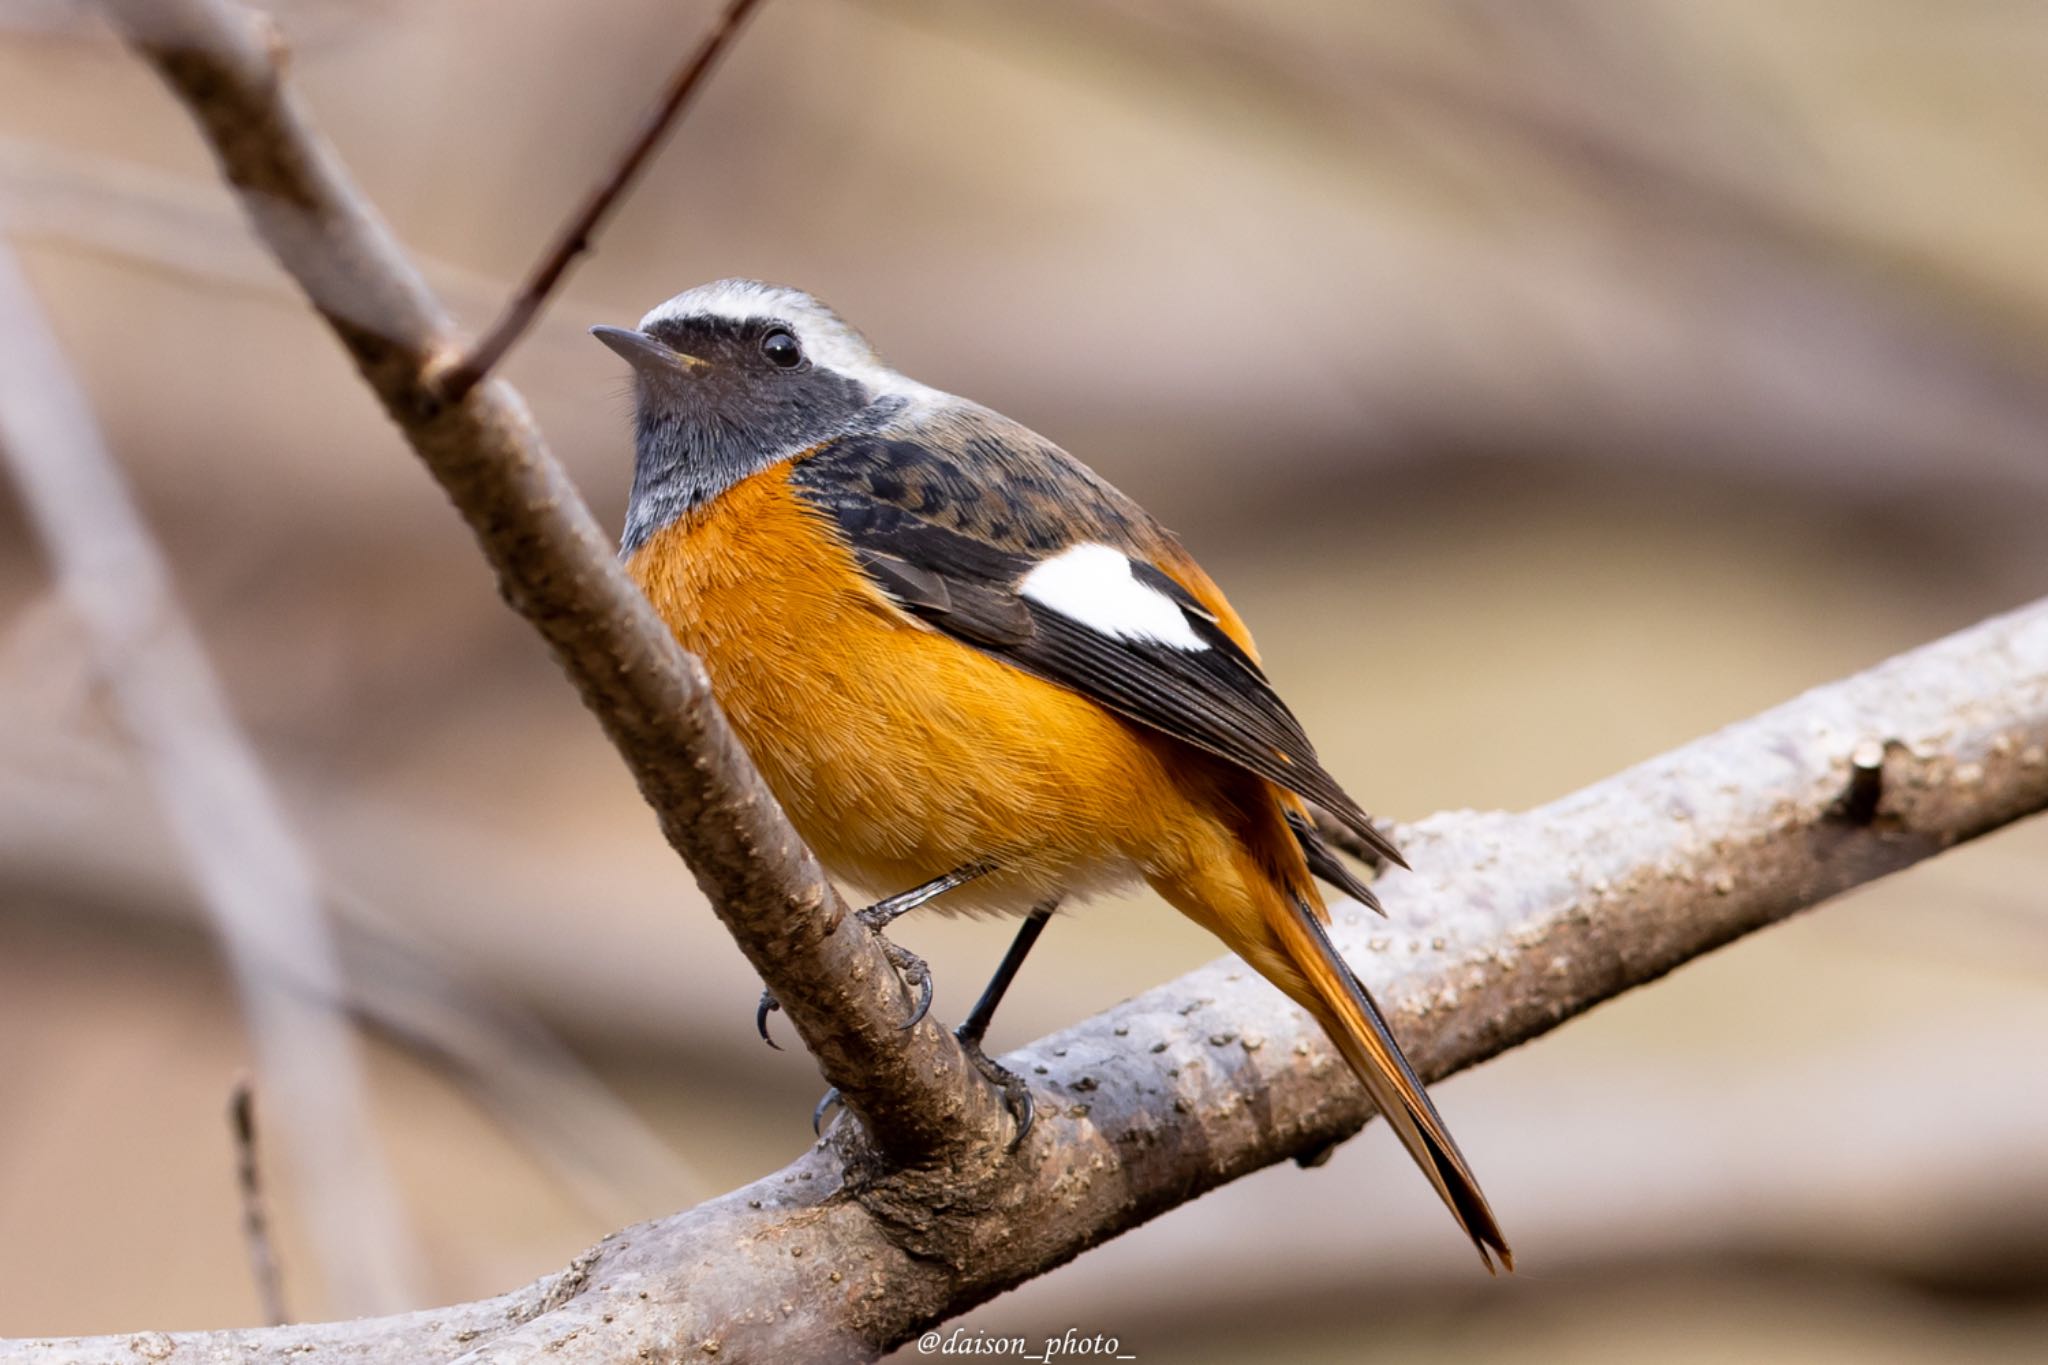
[852,549,950,613]
[1286,809,1385,914]
[934,578,1036,647]
[789,424,1401,878]
[840,507,1037,646]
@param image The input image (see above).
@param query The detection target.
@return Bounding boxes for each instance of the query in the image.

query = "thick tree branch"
[8,595,2045,1359]
[100,0,1013,1167]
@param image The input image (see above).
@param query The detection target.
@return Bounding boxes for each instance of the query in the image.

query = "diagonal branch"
[7,593,2045,1358]
[101,0,1013,1170]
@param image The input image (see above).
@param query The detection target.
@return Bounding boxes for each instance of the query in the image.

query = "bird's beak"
[589,325,706,373]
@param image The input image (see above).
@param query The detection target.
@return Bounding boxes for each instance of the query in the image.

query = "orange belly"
[627,461,1228,915]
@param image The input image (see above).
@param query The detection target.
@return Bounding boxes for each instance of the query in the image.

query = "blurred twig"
[0,137,596,393]
[0,765,704,1224]
[227,1077,288,1328]
[327,888,706,1227]
[1308,803,1392,871]
[432,0,768,401]
[0,234,421,1312]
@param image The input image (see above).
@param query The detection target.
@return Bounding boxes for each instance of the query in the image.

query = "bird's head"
[593,279,931,550]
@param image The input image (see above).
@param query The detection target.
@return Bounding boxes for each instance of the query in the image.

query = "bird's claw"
[813,1085,843,1138]
[853,904,933,1030]
[756,990,783,1050]
[804,947,931,1138]
[886,941,935,1031]
[957,1029,1034,1150]
[756,902,932,1049]
[808,1029,1033,1150]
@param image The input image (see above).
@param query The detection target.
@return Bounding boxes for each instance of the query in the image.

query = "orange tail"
[1149,789,1511,1271]
[1266,887,1513,1272]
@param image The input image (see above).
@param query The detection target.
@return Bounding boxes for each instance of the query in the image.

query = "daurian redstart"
[594,279,1509,1270]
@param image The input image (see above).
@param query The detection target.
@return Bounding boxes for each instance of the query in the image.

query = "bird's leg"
[953,899,1057,1148]
[813,899,1058,1151]
[957,899,1055,1045]
[758,860,995,1048]
[853,860,1000,1028]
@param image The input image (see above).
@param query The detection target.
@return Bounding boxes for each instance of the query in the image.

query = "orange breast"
[626,462,1221,914]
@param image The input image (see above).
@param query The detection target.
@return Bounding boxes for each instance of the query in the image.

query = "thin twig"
[431,0,769,402]
[228,1076,288,1328]
[0,230,421,1313]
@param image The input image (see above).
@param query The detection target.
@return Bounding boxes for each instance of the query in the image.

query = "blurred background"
[3,0,2047,1359]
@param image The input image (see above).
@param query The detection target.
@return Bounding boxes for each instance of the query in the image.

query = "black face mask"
[620,314,871,553]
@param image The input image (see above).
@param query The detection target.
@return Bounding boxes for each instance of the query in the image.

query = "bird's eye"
[761,327,803,369]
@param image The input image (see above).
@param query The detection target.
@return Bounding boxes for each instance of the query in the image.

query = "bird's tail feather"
[1269,888,1513,1273]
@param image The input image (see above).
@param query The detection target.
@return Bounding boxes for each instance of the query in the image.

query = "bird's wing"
[787,409,1404,869]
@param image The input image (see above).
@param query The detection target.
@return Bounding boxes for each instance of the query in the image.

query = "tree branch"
[0,768,708,1226]
[9,593,2045,1358]
[100,0,1013,1168]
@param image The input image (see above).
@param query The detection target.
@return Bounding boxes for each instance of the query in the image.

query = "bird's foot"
[812,1084,843,1138]
[755,901,937,1049]
[957,1028,1035,1150]
[809,1023,1034,1149]
[856,903,935,1031]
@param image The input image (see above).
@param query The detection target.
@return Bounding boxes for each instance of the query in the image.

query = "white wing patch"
[1018,544,1208,651]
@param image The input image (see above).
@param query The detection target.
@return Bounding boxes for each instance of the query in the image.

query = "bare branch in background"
[227,1077,287,1328]
[326,891,707,1227]
[431,0,768,401]
[6,593,2044,1360]
[0,138,592,391]
[102,0,1016,1168]
[0,775,705,1226]
[0,235,421,1312]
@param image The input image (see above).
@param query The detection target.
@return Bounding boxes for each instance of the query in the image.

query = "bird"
[593,278,1510,1271]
